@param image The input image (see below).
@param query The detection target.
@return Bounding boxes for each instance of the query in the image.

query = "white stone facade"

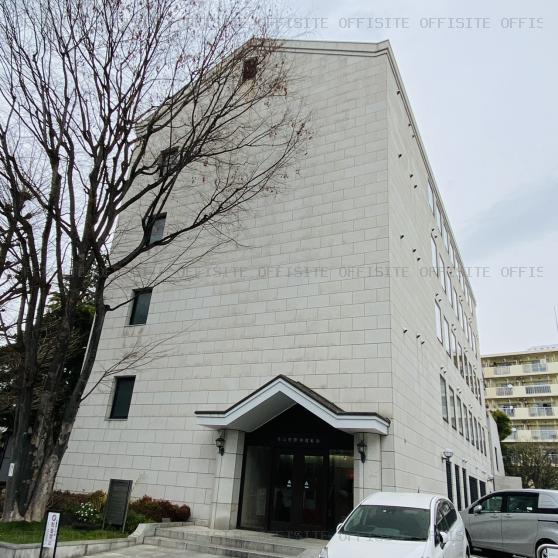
[57,40,500,528]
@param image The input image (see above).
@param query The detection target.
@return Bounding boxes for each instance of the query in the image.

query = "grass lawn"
[0,521,128,544]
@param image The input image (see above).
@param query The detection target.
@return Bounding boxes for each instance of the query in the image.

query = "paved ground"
[88,543,492,558]
[89,545,216,557]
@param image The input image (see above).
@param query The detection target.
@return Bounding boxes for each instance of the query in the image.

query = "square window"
[149,214,166,244]
[109,376,135,419]
[242,58,258,82]
[129,289,152,325]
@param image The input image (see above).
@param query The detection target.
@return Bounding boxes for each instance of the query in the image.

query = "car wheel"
[537,540,556,558]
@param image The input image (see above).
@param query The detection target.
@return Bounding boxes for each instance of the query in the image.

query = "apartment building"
[483,345,558,450]
[56,39,502,534]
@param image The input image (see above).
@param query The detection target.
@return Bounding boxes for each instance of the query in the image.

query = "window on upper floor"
[451,331,457,368]
[443,318,451,355]
[109,376,136,419]
[440,375,449,422]
[456,396,464,435]
[242,58,258,82]
[431,236,438,275]
[428,182,435,212]
[129,288,152,325]
[159,147,179,176]
[440,255,447,292]
[148,213,166,245]
[443,223,449,252]
[449,387,457,430]
[458,343,464,376]
[435,202,442,231]
[464,404,470,441]
[435,302,443,344]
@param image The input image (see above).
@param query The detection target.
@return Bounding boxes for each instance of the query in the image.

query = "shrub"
[125,510,150,531]
[130,496,191,523]
[89,490,106,513]
[50,491,90,525]
[75,502,102,525]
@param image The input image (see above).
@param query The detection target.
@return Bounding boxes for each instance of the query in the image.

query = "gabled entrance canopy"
[195,375,390,435]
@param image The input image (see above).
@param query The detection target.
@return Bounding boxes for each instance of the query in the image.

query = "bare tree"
[0,0,307,521]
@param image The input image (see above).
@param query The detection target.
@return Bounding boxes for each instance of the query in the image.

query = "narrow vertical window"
[445,460,453,503]
[440,255,447,292]
[242,58,258,82]
[129,289,152,325]
[451,331,457,368]
[431,237,438,275]
[148,214,166,244]
[458,343,464,376]
[159,147,179,176]
[456,396,463,435]
[469,412,474,447]
[440,375,448,422]
[109,376,136,419]
[443,318,451,355]
[455,465,462,511]
[449,387,456,430]
[428,182,435,212]
[462,468,469,507]
[435,302,443,344]
[435,203,442,230]
[464,404,470,441]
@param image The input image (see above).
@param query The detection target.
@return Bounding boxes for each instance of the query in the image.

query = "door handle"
[504,514,513,518]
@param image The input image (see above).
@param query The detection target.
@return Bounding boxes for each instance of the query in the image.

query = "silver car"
[460,489,558,557]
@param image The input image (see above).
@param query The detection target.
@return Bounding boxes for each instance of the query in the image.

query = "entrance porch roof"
[195,375,390,435]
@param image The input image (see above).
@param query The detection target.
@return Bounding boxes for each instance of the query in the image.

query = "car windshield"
[341,504,430,541]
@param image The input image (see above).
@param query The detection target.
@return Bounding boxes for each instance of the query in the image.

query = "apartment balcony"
[500,407,558,420]
[484,361,558,378]
[486,384,558,398]
[505,429,558,442]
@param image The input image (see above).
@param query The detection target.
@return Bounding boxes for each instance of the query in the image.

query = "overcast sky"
[280,0,558,355]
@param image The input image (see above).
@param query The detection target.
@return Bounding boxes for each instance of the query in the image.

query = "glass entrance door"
[270,452,295,531]
[269,450,327,535]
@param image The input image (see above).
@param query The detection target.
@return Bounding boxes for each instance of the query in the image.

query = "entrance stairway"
[144,526,324,558]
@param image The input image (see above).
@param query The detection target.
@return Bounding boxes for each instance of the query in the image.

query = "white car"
[319,492,468,558]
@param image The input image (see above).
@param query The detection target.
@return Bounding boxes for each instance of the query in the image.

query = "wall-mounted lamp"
[215,435,225,456]
[357,439,367,463]
[441,448,454,462]
[403,328,408,334]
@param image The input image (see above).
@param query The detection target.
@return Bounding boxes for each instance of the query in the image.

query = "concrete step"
[153,528,306,556]
[145,535,304,558]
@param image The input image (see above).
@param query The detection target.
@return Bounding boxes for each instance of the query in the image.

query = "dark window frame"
[242,57,258,82]
[129,288,153,325]
[148,213,167,245]
[109,376,136,420]
[159,147,179,177]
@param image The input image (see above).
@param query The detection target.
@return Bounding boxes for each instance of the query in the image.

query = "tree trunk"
[2,298,107,522]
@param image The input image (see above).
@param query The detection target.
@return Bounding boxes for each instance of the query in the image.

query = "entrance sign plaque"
[102,479,133,532]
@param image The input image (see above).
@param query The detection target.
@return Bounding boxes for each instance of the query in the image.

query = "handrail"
[537,543,558,557]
